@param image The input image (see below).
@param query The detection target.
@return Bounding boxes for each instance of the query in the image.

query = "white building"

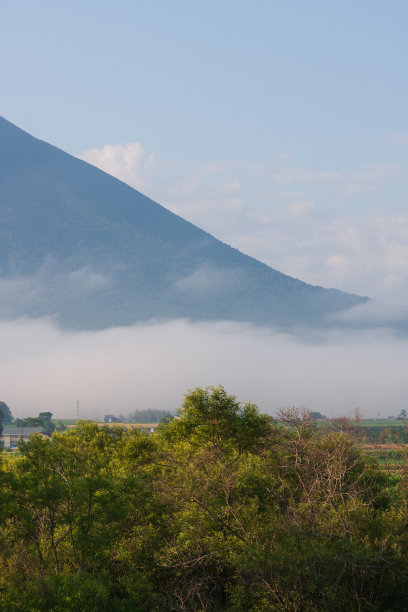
[0,427,44,449]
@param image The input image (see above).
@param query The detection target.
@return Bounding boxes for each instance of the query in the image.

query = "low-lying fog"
[1,314,407,420]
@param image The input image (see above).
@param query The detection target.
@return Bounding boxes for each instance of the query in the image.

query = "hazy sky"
[1,2,408,419]
[2,0,408,304]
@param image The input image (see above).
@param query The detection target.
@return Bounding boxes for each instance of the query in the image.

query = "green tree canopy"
[0,388,407,611]
[0,401,12,425]
[310,410,327,419]
[162,385,273,457]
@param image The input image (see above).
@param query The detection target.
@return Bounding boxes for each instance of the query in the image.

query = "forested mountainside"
[0,117,366,329]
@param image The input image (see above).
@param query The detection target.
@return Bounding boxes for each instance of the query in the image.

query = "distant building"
[0,427,44,449]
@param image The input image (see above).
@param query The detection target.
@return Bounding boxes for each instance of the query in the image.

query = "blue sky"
[2,0,408,304]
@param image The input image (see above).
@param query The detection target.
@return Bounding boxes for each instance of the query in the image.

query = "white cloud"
[270,169,342,185]
[174,265,241,296]
[384,242,408,272]
[79,142,157,191]
[228,212,408,303]
[384,272,402,288]
[80,143,243,222]
[276,152,292,161]
[0,262,110,317]
[286,200,315,217]
[341,164,399,195]
[391,134,408,146]
[325,254,351,282]
[332,300,408,327]
[268,191,305,200]
[220,180,241,193]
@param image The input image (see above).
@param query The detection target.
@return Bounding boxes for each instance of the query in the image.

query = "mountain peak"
[0,117,367,329]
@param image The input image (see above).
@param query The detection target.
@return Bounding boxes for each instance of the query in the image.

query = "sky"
[1,1,408,418]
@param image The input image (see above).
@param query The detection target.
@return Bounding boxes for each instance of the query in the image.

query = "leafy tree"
[398,408,407,420]
[38,412,55,435]
[0,401,12,424]
[155,386,276,608]
[162,385,273,455]
[155,395,395,610]
[310,410,327,419]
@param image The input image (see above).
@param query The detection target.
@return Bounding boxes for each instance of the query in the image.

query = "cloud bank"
[1,317,406,421]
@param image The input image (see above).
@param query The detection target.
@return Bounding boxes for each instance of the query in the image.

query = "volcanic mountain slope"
[0,116,367,329]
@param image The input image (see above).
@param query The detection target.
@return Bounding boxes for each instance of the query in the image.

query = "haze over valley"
[1,2,408,420]
[0,118,407,419]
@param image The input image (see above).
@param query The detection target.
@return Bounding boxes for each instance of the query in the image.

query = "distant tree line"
[309,410,327,420]
[14,411,55,435]
[104,408,174,424]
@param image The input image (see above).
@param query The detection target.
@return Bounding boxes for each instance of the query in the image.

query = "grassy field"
[358,419,405,427]
[361,443,407,472]
[54,419,78,426]
[314,418,404,428]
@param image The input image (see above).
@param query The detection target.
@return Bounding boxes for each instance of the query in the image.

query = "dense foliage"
[1,387,407,610]
[0,401,12,425]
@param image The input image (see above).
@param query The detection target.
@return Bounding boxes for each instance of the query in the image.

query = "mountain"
[0,116,367,329]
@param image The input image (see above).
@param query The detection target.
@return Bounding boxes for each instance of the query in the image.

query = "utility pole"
[76,399,80,422]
